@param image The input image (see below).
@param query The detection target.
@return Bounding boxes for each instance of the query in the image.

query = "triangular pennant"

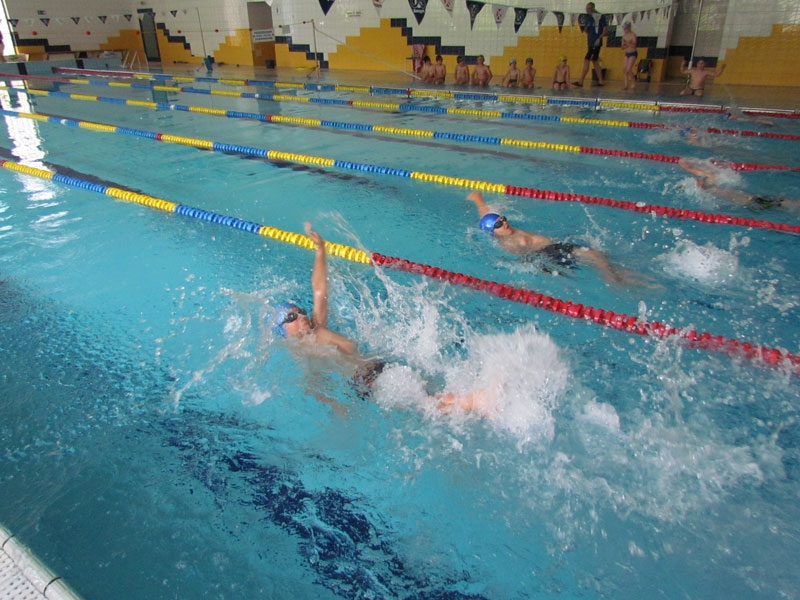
[318,0,335,15]
[513,7,527,32]
[493,5,507,26]
[571,13,579,28]
[631,12,637,23]
[71,17,80,24]
[408,0,429,24]
[536,9,546,26]
[553,11,564,33]
[124,14,133,21]
[41,18,51,26]
[615,13,624,25]
[441,0,454,12]
[466,0,485,29]
[170,10,178,17]
[9,18,18,28]
[578,11,587,32]
[373,0,384,7]
[640,10,646,21]
[98,15,107,23]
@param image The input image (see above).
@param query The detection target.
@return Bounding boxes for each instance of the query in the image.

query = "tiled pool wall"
[5,0,800,87]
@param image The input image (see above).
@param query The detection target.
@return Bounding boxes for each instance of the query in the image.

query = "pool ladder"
[123,50,147,71]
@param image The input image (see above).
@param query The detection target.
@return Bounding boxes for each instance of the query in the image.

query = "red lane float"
[370,252,800,374]
[503,185,800,235]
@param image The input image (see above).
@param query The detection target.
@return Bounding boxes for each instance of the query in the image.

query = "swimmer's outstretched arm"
[678,158,718,185]
[305,221,329,329]
[466,191,492,217]
[304,222,359,356]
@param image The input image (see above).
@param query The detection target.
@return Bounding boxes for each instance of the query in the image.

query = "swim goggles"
[279,307,307,326]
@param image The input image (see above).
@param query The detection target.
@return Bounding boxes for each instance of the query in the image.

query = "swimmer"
[466,192,645,285]
[678,158,800,210]
[273,221,492,413]
[679,126,708,147]
[722,108,774,126]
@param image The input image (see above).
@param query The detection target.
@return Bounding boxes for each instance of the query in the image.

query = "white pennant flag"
[493,4,508,25]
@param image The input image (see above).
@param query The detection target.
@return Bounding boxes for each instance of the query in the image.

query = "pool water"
[0,73,799,599]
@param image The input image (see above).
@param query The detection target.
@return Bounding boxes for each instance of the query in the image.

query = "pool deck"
[1,525,82,600]
[161,63,799,113]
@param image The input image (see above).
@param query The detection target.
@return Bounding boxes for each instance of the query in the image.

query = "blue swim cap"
[272,301,299,338]
[479,213,501,233]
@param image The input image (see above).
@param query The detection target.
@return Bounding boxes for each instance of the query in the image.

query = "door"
[139,11,161,62]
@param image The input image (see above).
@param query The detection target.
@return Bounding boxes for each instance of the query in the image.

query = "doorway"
[247,1,276,68]
[139,10,161,63]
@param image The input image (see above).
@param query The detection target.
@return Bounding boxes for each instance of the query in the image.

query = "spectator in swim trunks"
[431,54,447,85]
[471,55,493,87]
[454,55,470,85]
[466,191,643,285]
[520,57,536,89]
[552,56,572,91]
[620,22,638,91]
[678,158,799,210]
[272,221,491,413]
[680,58,725,97]
[502,58,521,88]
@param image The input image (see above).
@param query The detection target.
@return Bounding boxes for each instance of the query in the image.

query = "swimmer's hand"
[304,221,324,249]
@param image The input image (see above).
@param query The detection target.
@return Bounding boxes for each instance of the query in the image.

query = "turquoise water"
[0,76,799,599]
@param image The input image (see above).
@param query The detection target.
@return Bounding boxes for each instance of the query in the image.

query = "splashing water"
[661,239,740,286]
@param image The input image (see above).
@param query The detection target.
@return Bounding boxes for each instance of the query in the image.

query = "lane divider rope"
[1,156,796,375]
[25,71,800,143]
[7,83,798,173]
[53,66,800,121]
[2,106,798,236]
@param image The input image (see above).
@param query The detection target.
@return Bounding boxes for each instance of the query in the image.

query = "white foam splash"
[661,239,739,285]
[373,324,570,446]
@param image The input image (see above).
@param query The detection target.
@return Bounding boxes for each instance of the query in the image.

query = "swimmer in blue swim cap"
[467,191,645,285]
[272,221,494,412]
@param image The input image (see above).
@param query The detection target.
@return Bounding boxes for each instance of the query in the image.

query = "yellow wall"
[326,20,409,71]
[278,20,667,84]
[275,42,316,70]
[156,29,202,65]
[720,24,800,86]
[99,29,145,56]
[14,45,46,61]
[214,29,255,67]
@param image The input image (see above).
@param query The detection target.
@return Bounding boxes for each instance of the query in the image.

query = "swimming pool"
[1,68,799,599]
